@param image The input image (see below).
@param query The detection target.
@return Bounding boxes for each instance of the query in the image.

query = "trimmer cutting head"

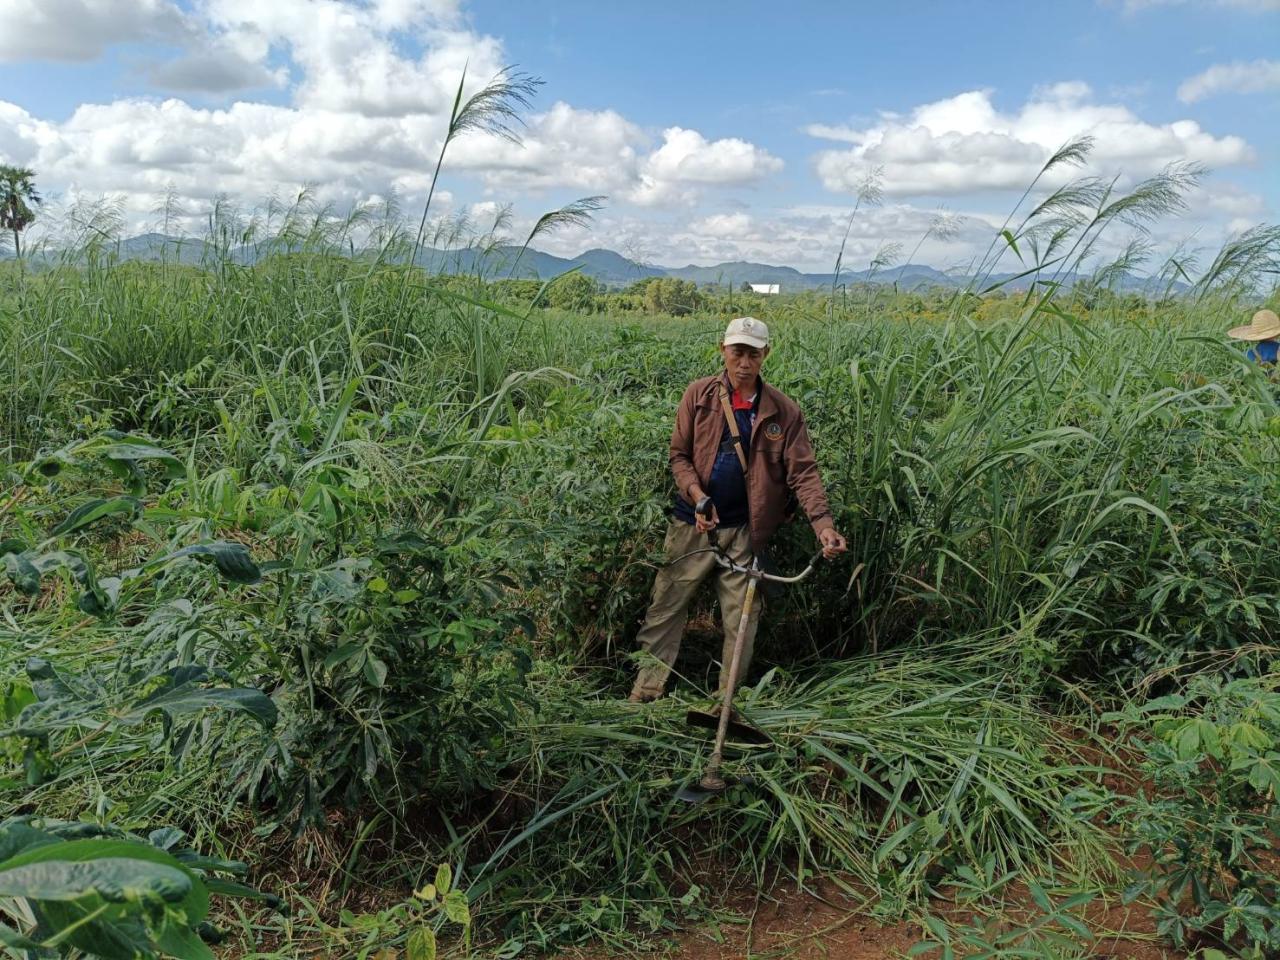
[673,773,756,805]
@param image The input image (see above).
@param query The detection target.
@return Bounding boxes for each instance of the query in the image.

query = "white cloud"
[449,102,645,192]
[0,2,782,235]
[183,0,496,111]
[0,101,53,167]
[689,212,755,239]
[810,83,1254,197]
[642,128,783,187]
[145,46,287,94]
[1178,59,1280,102]
[1195,181,1267,218]
[3,0,784,209]
[0,0,480,102]
[0,0,189,62]
[0,94,779,231]
[423,107,782,207]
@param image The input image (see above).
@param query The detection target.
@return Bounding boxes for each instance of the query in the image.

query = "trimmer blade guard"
[684,708,772,745]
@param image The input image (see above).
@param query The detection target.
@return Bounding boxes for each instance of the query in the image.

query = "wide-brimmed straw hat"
[1227,309,1280,342]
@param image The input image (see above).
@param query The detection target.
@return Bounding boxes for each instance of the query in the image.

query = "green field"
[2,167,1280,959]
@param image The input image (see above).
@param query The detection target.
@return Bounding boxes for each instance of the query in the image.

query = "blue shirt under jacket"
[673,388,759,529]
[1246,340,1279,364]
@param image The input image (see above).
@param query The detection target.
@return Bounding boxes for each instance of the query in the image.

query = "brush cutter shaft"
[700,565,759,790]
[672,533,826,803]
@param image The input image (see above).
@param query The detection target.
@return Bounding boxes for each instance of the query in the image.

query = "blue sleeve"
[1246,342,1278,364]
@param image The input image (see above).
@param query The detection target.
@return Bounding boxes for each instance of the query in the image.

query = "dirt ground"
[564,715,1187,960]
[567,874,1184,960]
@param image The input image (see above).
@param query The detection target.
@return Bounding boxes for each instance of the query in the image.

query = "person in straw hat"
[628,316,847,704]
[1227,309,1280,365]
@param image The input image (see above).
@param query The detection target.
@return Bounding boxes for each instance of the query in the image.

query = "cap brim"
[1228,324,1280,341]
[723,335,768,349]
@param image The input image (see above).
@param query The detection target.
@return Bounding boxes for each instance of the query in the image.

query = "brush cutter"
[673,510,826,805]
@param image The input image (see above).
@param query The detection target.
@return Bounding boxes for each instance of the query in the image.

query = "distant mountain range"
[3,233,1180,294]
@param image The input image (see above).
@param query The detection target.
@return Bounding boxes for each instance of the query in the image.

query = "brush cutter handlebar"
[666,542,825,582]
[746,549,826,583]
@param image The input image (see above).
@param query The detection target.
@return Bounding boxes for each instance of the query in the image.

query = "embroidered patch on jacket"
[764,423,783,441]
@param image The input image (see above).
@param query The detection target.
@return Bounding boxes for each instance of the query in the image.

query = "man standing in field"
[628,316,847,703]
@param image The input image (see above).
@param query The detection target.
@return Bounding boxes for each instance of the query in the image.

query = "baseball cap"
[723,316,769,349]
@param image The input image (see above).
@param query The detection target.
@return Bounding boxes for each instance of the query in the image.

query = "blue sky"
[1,0,1276,271]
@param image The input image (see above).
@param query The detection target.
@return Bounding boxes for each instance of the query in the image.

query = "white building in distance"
[749,283,780,295]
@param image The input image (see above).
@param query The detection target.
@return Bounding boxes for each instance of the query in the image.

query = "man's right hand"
[695,505,719,534]
[691,488,719,533]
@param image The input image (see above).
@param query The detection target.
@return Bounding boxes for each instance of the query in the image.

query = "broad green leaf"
[1175,721,1201,761]
[0,921,38,948]
[94,437,185,477]
[1137,694,1187,713]
[0,539,29,558]
[363,655,388,689]
[0,822,62,863]
[154,914,216,960]
[1228,722,1272,751]
[78,576,121,616]
[1197,719,1223,761]
[434,862,452,896]
[33,900,153,960]
[102,456,147,494]
[0,838,209,923]
[4,553,40,595]
[0,855,191,904]
[442,889,470,926]
[307,559,368,600]
[323,642,363,671]
[51,496,141,536]
[126,674,277,729]
[149,542,261,584]
[407,925,437,960]
[1245,753,1280,795]
[0,684,35,724]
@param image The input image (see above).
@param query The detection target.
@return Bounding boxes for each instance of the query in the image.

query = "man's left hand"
[819,528,847,559]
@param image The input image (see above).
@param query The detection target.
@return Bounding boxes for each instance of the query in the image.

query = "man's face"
[721,342,769,392]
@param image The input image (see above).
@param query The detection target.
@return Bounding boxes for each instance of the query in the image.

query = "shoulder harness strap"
[717,381,750,472]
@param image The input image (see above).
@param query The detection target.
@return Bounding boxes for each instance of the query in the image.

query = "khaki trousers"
[630,520,762,700]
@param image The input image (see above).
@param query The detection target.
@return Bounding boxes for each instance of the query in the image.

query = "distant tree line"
[478,273,783,317]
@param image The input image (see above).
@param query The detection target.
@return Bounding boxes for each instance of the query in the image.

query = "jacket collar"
[756,381,780,424]
[716,371,779,424]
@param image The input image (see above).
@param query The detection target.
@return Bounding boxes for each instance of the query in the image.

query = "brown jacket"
[670,373,835,551]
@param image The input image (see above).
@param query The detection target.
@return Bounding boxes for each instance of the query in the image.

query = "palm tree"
[0,165,41,259]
